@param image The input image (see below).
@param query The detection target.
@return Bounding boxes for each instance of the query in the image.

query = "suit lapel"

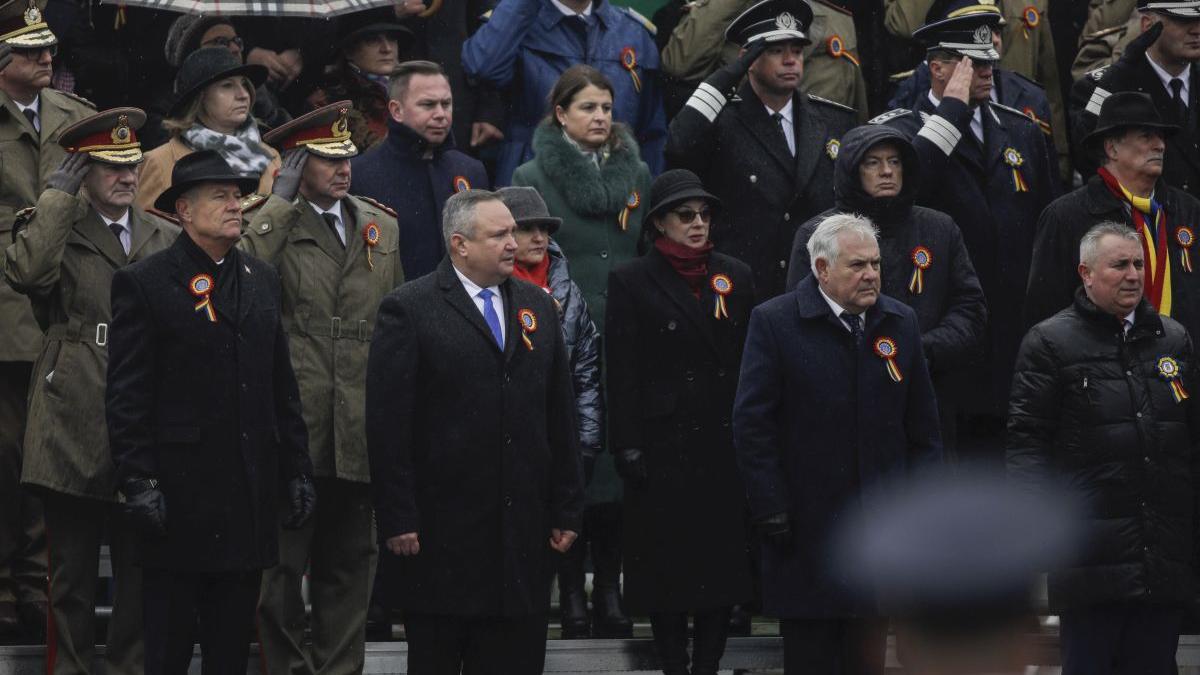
[646,249,721,357]
[792,95,825,192]
[733,82,797,178]
[127,209,159,261]
[75,207,127,268]
[982,103,1007,175]
[39,94,68,144]
[501,280,520,363]
[438,261,504,354]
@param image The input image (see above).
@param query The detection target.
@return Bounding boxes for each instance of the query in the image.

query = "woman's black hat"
[645,169,722,222]
[170,46,268,119]
[153,150,260,213]
[1083,91,1179,147]
[336,7,413,50]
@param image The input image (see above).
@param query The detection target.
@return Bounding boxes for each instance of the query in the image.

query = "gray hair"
[807,213,879,276]
[1079,222,1141,267]
[443,189,503,248]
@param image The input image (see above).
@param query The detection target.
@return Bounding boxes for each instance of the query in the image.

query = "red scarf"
[654,236,712,298]
[512,253,552,292]
[1097,167,1172,315]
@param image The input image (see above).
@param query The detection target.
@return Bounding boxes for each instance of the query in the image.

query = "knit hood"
[164,15,233,68]
[529,120,645,217]
[833,124,921,227]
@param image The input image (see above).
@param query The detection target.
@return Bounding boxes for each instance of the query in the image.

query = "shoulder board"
[806,93,855,113]
[1085,25,1126,40]
[50,89,97,110]
[1088,65,1110,81]
[621,7,657,35]
[1007,70,1047,91]
[240,193,268,213]
[356,195,398,218]
[145,207,180,225]
[991,101,1036,120]
[868,108,911,125]
[479,8,492,21]
[811,0,854,16]
[888,69,914,82]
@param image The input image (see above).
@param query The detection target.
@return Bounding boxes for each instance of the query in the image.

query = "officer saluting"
[3,108,176,674]
[243,101,403,675]
[872,10,1053,458]
[666,0,855,299]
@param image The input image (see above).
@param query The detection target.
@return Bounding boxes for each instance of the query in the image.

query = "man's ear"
[814,256,829,279]
[1077,262,1092,287]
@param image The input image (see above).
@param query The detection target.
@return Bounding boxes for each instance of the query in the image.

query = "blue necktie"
[478,288,504,348]
[842,311,864,347]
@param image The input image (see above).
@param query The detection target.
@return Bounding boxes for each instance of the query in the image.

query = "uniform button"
[783,213,791,221]
[1126,370,1133,376]
[717,368,726,377]
[685,371,695,382]
[778,260,786,269]
[504,372,511,382]
[241,383,248,391]
[749,175,757,183]
[1136,412,1143,418]
[504,496,512,507]
[599,250,609,259]
[241,432,248,440]
[667,321,677,330]
[691,424,701,432]
[504,434,512,445]
[1144,456,1151,463]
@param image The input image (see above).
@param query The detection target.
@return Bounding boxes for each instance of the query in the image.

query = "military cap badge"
[1158,356,1189,403]
[874,337,904,383]
[775,11,796,30]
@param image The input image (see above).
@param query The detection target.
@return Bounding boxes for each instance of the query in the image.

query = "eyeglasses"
[671,208,712,223]
[13,45,56,59]
[202,36,244,49]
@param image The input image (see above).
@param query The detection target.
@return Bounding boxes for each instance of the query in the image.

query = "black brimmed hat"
[1137,0,1200,18]
[263,101,358,159]
[336,8,413,50]
[170,46,267,119]
[1083,91,1180,146]
[645,169,721,222]
[497,186,561,234]
[725,0,813,46]
[153,150,259,213]
[59,107,147,165]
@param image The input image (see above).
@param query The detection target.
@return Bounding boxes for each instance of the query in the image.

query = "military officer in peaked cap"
[872,11,1053,460]
[3,108,177,673]
[0,0,95,644]
[243,101,403,675]
[666,0,855,299]
[1069,0,1200,197]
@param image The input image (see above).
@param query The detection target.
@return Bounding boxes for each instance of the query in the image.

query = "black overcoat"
[105,233,312,573]
[605,248,754,614]
[366,259,584,617]
[732,275,943,618]
[666,81,855,298]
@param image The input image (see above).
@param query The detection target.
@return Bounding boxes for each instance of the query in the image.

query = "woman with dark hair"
[511,64,650,640]
[605,169,754,675]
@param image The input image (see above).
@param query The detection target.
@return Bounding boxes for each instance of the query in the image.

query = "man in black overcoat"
[733,213,943,674]
[665,0,856,299]
[366,189,583,673]
[105,151,315,675]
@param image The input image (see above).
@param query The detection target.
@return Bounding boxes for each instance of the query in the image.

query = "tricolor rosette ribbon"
[909,246,932,295]
[1021,6,1039,39]
[453,175,471,193]
[711,274,733,320]
[519,308,537,351]
[874,337,904,383]
[190,273,217,323]
[1003,147,1028,193]
[825,34,859,66]
[363,222,380,270]
[1159,356,1189,403]
[618,191,640,231]
[1177,226,1194,273]
[621,47,643,93]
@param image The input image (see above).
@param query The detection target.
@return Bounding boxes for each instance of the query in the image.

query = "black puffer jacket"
[787,124,987,374]
[1007,291,1200,610]
[546,240,604,454]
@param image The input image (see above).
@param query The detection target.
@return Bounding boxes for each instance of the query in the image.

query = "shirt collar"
[550,0,592,17]
[765,97,795,124]
[15,95,39,115]
[100,209,131,231]
[818,284,859,319]
[1146,53,1191,100]
[452,263,502,299]
[310,199,344,223]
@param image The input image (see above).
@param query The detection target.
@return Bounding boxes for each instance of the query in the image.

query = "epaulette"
[807,93,855,113]
[621,6,657,35]
[240,193,268,212]
[357,195,398,218]
[12,206,35,239]
[812,0,854,16]
[1088,65,1110,81]
[145,207,180,225]
[51,89,97,110]
[1084,25,1126,40]
[868,108,910,124]
[888,69,914,82]
[991,101,1038,121]
[479,9,492,21]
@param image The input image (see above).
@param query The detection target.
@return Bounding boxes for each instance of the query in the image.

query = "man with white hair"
[733,213,943,674]
[1009,221,1200,674]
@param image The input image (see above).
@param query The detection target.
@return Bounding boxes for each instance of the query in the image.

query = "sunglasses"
[13,44,56,59]
[671,207,713,223]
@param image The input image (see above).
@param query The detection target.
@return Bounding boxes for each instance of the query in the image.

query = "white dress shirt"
[1146,55,1191,109]
[453,264,507,343]
[766,98,797,156]
[310,199,347,245]
[100,210,132,255]
[818,285,863,332]
[16,95,40,133]
[551,0,592,16]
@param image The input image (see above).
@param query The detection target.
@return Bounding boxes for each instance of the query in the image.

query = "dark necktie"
[108,222,127,254]
[772,112,794,156]
[321,212,345,248]
[842,311,864,346]
[477,288,504,348]
[1171,78,1187,123]
[22,107,38,133]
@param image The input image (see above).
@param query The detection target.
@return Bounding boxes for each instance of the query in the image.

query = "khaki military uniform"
[3,189,177,675]
[1072,5,1138,80]
[662,0,868,120]
[0,86,93,637]
[241,193,402,675]
[883,0,1070,178]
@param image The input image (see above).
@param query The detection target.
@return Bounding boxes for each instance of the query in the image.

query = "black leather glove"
[271,148,307,201]
[119,477,167,538]
[1097,22,1162,90]
[47,152,90,195]
[702,39,770,98]
[614,447,647,487]
[757,512,793,551]
[283,474,316,529]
